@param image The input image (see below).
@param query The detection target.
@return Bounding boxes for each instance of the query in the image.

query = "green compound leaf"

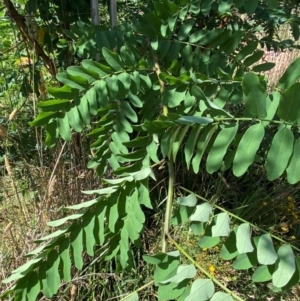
[154,254,180,285]
[252,62,275,72]
[233,252,257,270]
[278,83,300,123]
[66,105,83,132]
[67,65,97,83]
[102,47,125,71]
[199,235,220,248]
[242,72,267,118]
[185,279,215,301]
[244,0,259,14]
[176,194,197,207]
[172,204,195,225]
[236,223,254,254]
[29,111,59,127]
[56,72,89,90]
[184,125,202,169]
[219,30,243,55]
[190,202,213,222]
[236,41,258,61]
[262,92,280,127]
[70,227,84,270]
[83,214,96,256]
[206,123,238,174]
[192,124,218,174]
[172,125,190,160]
[243,51,264,67]
[257,234,278,265]
[272,245,296,288]
[286,139,300,184]
[221,228,239,260]
[45,250,60,297]
[252,265,274,283]
[120,46,136,68]
[48,85,79,99]
[211,212,230,237]
[175,115,213,125]
[233,123,265,177]
[26,271,40,300]
[58,114,72,141]
[267,127,294,181]
[59,239,72,282]
[278,57,300,90]
[159,264,197,284]
[178,18,195,40]
[210,292,234,301]
[37,98,70,111]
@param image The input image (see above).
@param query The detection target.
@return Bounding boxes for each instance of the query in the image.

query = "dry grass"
[0,136,100,292]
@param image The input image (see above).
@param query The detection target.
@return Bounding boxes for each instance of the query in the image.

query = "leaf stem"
[162,154,175,252]
[167,234,245,301]
[118,280,154,301]
[178,186,300,252]
[215,117,298,128]
[148,40,168,116]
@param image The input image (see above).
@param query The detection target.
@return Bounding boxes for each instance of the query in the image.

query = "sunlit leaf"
[257,234,277,265]
[272,245,296,288]
[190,203,213,222]
[233,123,264,177]
[236,223,254,254]
[185,279,215,301]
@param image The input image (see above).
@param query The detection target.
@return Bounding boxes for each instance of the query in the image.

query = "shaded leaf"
[252,265,274,283]
[177,194,197,207]
[160,264,196,284]
[278,83,300,123]
[267,127,294,181]
[278,57,300,90]
[243,73,267,118]
[190,203,213,222]
[102,47,124,71]
[286,139,300,184]
[206,123,238,174]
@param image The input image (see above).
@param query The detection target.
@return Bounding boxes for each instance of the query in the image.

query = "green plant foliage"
[233,123,265,177]
[4,0,300,300]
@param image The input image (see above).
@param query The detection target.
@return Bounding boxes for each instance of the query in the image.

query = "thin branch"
[3,0,57,77]
[167,234,245,301]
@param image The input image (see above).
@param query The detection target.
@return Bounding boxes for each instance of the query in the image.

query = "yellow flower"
[287,196,294,201]
[290,235,296,240]
[263,201,267,206]
[209,265,215,274]
[202,248,207,252]
[281,223,289,232]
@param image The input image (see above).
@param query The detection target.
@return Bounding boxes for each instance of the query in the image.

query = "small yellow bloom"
[287,196,294,201]
[281,223,289,232]
[290,235,296,240]
[202,248,207,252]
[263,202,267,206]
[209,265,215,274]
